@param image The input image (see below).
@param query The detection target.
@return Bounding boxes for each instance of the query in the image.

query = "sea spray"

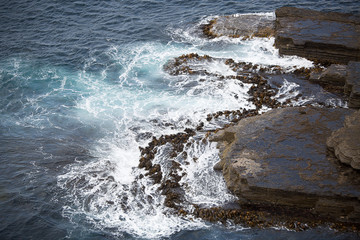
[56,15,346,239]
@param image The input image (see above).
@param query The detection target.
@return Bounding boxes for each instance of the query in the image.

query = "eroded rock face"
[203,14,275,39]
[327,110,360,170]
[210,107,360,223]
[275,7,360,64]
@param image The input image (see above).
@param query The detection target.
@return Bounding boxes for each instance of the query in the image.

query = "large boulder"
[210,107,360,223]
[327,110,360,169]
[274,7,360,64]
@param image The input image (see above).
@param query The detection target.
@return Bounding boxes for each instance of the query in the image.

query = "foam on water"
[56,41,253,237]
[168,12,313,71]
[54,14,345,239]
[1,0,359,238]
[179,140,237,207]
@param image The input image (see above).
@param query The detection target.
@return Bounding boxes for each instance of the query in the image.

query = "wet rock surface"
[137,9,360,229]
[136,53,360,231]
[275,7,360,64]
[308,62,360,107]
[345,62,360,108]
[202,14,275,39]
[163,53,305,111]
[310,64,347,86]
[210,107,360,224]
[327,110,360,170]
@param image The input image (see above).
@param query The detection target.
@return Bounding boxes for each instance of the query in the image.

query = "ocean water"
[0,1,359,239]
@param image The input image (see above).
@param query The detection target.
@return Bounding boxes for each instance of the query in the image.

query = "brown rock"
[345,62,360,108]
[318,64,348,86]
[275,7,360,64]
[210,107,360,223]
[203,14,275,39]
[327,110,360,170]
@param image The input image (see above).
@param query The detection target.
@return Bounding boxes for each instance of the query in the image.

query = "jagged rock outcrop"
[210,107,360,223]
[274,7,360,64]
[327,110,360,170]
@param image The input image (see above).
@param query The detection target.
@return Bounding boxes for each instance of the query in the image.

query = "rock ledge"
[211,107,360,224]
[275,7,360,64]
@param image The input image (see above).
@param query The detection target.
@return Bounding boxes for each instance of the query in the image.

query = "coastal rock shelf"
[136,7,360,231]
[274,7,360,64]
[202,7,360,108]
[210,107,360,224]
[203,14,275,39]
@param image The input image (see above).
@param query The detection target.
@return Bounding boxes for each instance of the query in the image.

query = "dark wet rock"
[137,128,200,212]
[210,106,360,223]
[163,53,214,76]
[307,64,347,95]
[345,62,360,108]
[202,14,275,39]
[191,203,359,232]
[312,64,348,86]
[307,62,360,105]
[327,110,360,170]
[213,161,224,171]
[275,7,360,64]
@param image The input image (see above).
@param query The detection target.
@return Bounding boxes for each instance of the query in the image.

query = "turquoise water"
[0,1,359,239]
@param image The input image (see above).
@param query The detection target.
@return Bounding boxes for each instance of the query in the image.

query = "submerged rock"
[275,7,360,64]
[210,107,360,223]
[327,110,360,170]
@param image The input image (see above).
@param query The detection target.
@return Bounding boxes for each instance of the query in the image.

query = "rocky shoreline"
[137,7,360,232]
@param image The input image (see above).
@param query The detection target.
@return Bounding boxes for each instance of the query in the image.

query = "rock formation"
[309,61,360,108]
[210,107,360,223]
[345,62,360,108]
[274,7,360,64]
[141,7,360,230]
[309,64,347,86]
[327,110,360,170]
[203,14,275,39]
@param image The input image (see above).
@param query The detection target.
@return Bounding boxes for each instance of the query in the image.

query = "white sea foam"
[180,140,237,207]
[274,78,300,104]
[56,13,345,239]
[58,39,255,237]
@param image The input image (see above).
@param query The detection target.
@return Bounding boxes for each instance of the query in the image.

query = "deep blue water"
[1,0,359,239]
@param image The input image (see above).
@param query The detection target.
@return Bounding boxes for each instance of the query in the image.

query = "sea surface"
[1,1,359,239]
